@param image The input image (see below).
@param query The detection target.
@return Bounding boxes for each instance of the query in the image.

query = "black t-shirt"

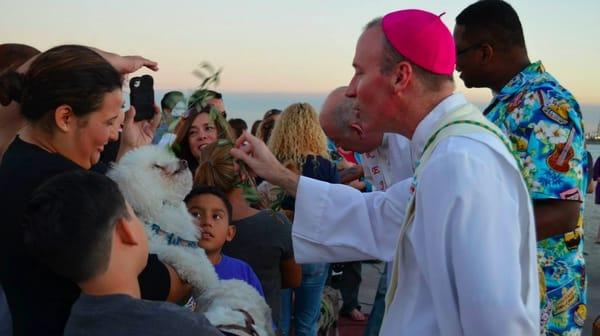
[0,137,170,336]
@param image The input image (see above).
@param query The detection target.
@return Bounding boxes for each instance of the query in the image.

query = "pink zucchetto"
[382,9,455,76]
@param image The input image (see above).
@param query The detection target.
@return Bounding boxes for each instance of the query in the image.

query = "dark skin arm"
[164,262,193,302]
[339,165,364,184]
[534,199,580,241]
[280,257,302,289]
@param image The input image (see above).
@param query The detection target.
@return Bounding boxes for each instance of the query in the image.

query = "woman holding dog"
[266,102,340,336]
[0,45,191,335]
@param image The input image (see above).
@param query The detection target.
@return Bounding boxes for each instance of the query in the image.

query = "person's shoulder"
[258,209,291,227]
[315,154,336,167]
[135,299,221,334]
[221,255,254,273]
[2,137,78,172]
[303,155,339,181]
[386,133,410,147]
[0,137,82,200]
[221,254,248,267]
[432,133,518,174]
[519,67,581,121]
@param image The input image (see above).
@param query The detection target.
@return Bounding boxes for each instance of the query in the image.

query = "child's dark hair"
[185,185,233,224]
[23,170,130,283]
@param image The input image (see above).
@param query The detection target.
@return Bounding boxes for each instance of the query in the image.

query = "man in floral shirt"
[455,1,587,335]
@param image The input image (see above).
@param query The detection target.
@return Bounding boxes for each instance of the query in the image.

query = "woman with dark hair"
[250,119,261,136]
[0,45,189,336]
[0,43,41,163]
[256,108,282,144]
[171,92,233,174]
[228,118,247,139]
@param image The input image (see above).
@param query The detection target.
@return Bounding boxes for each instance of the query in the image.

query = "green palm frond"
[189,62,223,110]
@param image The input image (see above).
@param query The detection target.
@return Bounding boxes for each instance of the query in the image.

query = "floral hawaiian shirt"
[484,61,587,335]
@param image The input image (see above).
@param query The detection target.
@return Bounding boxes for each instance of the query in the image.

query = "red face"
[69,89,123,169]
[345,27,397,135]
[188,112,218,159]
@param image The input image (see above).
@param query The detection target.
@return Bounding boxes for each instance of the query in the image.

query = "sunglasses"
[456,42,485,56]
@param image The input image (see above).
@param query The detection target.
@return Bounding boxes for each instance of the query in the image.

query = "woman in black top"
[0,45,189,336]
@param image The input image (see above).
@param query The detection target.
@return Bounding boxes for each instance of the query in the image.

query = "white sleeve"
[415,147,538,335]
[292,175,412,263]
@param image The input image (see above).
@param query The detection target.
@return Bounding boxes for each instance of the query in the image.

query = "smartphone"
[129,75,155,121]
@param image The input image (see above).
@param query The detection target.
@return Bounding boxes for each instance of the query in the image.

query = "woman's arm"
[280,257,301,289]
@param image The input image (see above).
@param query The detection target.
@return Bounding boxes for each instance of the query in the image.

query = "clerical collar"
[410,93,469,167]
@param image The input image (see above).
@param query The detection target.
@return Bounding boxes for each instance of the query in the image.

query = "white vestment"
[292,93,539,335]
[361,132,412,191]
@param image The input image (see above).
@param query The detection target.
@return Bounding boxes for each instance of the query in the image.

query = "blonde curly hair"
[267,102,329,170]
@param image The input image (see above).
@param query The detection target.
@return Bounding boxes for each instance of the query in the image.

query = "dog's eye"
[153,164,163,169]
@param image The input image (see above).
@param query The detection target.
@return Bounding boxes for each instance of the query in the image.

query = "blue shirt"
[215,255,264,297]
[485,61,586,202]
[484,61,586,334]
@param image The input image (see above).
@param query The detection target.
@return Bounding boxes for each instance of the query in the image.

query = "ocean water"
[138,89,600,138]
[588,144,600,162]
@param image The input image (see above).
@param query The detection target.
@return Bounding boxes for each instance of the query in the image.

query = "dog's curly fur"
[107,145,273,336]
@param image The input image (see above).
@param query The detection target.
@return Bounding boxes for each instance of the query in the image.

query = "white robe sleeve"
[413,144,538,335]
[292,175,412,263]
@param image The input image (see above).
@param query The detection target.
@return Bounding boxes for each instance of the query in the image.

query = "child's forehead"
[188,193,227,211]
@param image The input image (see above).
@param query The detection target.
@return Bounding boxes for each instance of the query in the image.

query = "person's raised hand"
[230,132,298,192]
[117,104,161,160]
[114,55,159,74]
[92,47,159,74]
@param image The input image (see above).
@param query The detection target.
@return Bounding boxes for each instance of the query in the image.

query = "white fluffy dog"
[107,145,273,336]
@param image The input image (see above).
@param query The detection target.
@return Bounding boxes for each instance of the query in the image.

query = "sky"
[2,0,600,105]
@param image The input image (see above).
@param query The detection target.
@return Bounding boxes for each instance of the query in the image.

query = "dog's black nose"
[180,160,188,170]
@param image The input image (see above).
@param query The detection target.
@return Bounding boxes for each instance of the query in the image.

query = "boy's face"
[186,194,235,254]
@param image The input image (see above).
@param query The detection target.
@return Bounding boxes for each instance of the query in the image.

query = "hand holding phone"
[129,75,155,121]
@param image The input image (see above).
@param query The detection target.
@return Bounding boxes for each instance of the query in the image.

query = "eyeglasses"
[456,42,484,56]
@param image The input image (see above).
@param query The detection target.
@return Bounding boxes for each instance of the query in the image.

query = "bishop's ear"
[391,61,412,93]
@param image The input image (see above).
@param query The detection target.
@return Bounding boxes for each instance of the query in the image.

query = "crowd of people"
[0,0,594,335]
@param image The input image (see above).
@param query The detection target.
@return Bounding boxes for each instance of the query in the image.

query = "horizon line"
[151,87,600,107]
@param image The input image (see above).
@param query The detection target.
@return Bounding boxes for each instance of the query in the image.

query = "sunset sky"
[2,0,599,105]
